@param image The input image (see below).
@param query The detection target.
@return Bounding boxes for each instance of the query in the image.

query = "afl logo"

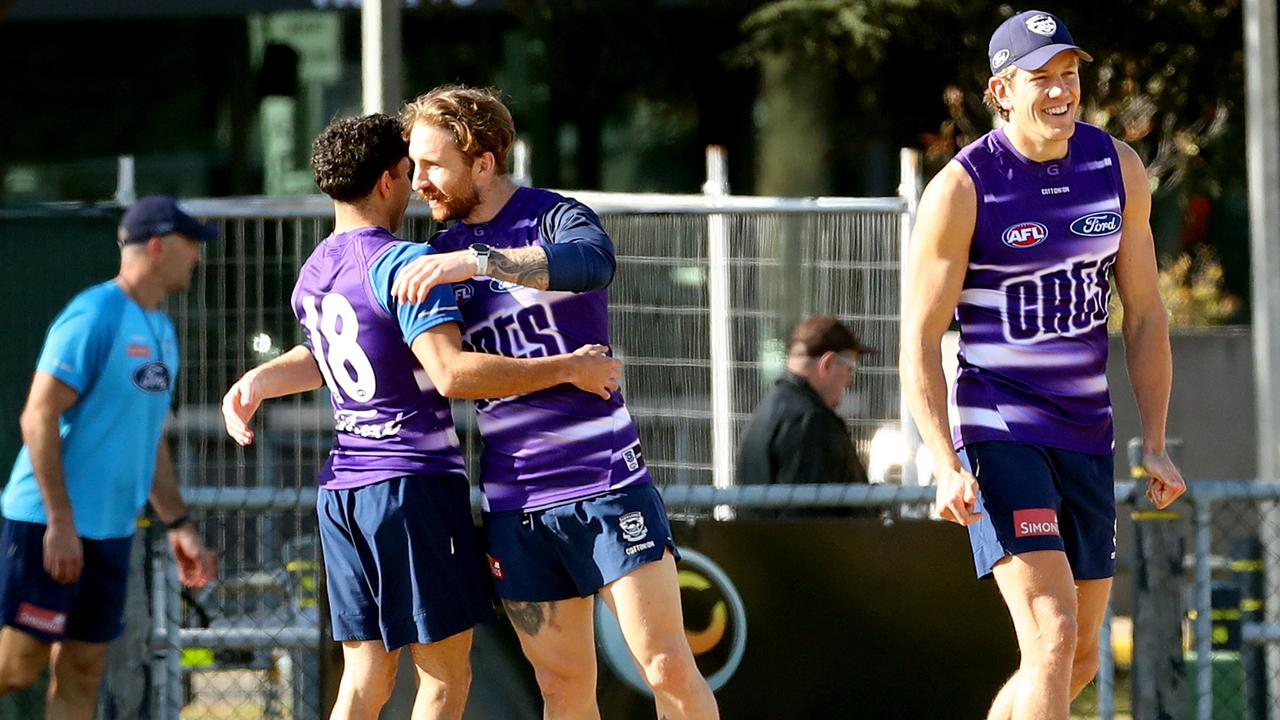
[596,548,746,693]
[132,362,171,392]
[1002,221,1049,248]
[453,283,474,305]
[1070,211,1122,237]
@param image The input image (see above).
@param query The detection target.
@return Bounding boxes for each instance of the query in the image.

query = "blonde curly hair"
[401,85,515,174]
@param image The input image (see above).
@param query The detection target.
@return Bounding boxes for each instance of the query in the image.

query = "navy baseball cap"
[118,195,216,245]
[988,10,1092,74]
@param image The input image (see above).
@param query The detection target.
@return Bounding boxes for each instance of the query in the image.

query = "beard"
[425,182,482,222]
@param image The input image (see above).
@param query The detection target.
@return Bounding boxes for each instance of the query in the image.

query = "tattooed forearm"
[489,246,550,291]
[503,599,557,636]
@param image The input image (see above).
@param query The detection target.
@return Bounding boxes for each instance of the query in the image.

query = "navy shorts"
[317,474,494,651]
[483,483,678,602]
[962,441,1116,580]
[0,519,132,644]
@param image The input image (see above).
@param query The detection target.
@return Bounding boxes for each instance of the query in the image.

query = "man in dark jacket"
[736,316,872,517]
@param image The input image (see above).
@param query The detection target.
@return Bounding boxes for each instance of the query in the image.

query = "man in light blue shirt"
[0,196,218,718]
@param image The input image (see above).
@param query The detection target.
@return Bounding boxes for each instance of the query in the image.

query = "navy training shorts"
[961,441,1116,580]
[0,519,133,644]
[317,474,494,651]
[483,482,678,602]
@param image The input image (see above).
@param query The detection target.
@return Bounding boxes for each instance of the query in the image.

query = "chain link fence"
[45,186,1263,719]
[140,189,908,719]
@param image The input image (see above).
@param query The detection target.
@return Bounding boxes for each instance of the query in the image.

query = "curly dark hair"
[310,113,408,202]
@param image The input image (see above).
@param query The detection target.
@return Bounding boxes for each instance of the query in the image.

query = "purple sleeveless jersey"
[432,187,649,512]
[950,122,1125,455]
[292,226,465,489]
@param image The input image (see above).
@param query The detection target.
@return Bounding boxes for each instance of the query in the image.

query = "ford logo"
[1002,221,1048,249]
[132,361,171,392]
[1070,211,1122,237]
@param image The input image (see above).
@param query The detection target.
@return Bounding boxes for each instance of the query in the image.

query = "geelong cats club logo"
[1002,221,1048,249]
[619,512,648,542]
[1025,14,1057,36]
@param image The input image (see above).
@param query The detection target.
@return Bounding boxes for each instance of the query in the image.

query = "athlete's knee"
[533,662,595,710]
[1021,610,1078,669]
[50,651,107,699]
[637,647,703,698]
[416,669,471,718]
[420,661,471,697]
[1069,643,1101,694]
[342,659,398,708]
[0,662,42,695]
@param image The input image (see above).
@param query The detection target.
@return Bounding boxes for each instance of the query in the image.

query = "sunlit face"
[157,233,202,292]
[388,156,413,234]
[407,122,481,222]
[992,50,1082,144]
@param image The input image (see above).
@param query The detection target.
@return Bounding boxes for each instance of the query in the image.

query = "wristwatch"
[469,243,492,276]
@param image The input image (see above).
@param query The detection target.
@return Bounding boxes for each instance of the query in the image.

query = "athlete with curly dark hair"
[221,113,621,720]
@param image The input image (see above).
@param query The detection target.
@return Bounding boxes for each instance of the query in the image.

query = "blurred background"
[0,1,1271,719]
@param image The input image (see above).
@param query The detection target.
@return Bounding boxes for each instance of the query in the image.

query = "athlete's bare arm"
[18,371,81,583]
[411,322,619,400]
[900,160,981,525]
[149,441,216,588]
[486,245,552,289]
[221,345,324,446]
[391,245,551,303]
[1111,138,1186,509]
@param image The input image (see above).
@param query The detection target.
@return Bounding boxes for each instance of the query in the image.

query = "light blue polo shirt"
[3,280,178,539]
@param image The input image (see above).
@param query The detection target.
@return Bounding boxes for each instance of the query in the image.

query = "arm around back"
[410,322,620,400]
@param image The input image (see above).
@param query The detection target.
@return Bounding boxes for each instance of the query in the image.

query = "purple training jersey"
[950,122,1125,455]
[292,226,466,489]
[432,187,649,512]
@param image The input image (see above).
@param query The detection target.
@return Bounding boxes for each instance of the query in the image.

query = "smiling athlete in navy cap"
[901,10,1185,719]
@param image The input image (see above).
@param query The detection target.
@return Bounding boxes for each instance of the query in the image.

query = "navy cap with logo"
[988,10,1093,75]
[118,195,217,246]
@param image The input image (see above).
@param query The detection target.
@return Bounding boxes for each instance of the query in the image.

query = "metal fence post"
[1231,536,1268,719]
[896,148,922,486]
[1194,497,1215,720]
[1130,438,1186,720]
[703,145,735,518]
[1099,599,1115,720]
[150,552,170,720]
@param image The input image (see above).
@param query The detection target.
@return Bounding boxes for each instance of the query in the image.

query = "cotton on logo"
[1014,509,1060,538]
[1002,222,1048,249]
[1002,252,1116,344]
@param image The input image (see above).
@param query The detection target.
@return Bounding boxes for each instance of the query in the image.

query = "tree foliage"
[737,0,1245,194]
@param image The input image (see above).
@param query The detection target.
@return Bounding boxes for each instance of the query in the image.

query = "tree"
[737,0,1245,194]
